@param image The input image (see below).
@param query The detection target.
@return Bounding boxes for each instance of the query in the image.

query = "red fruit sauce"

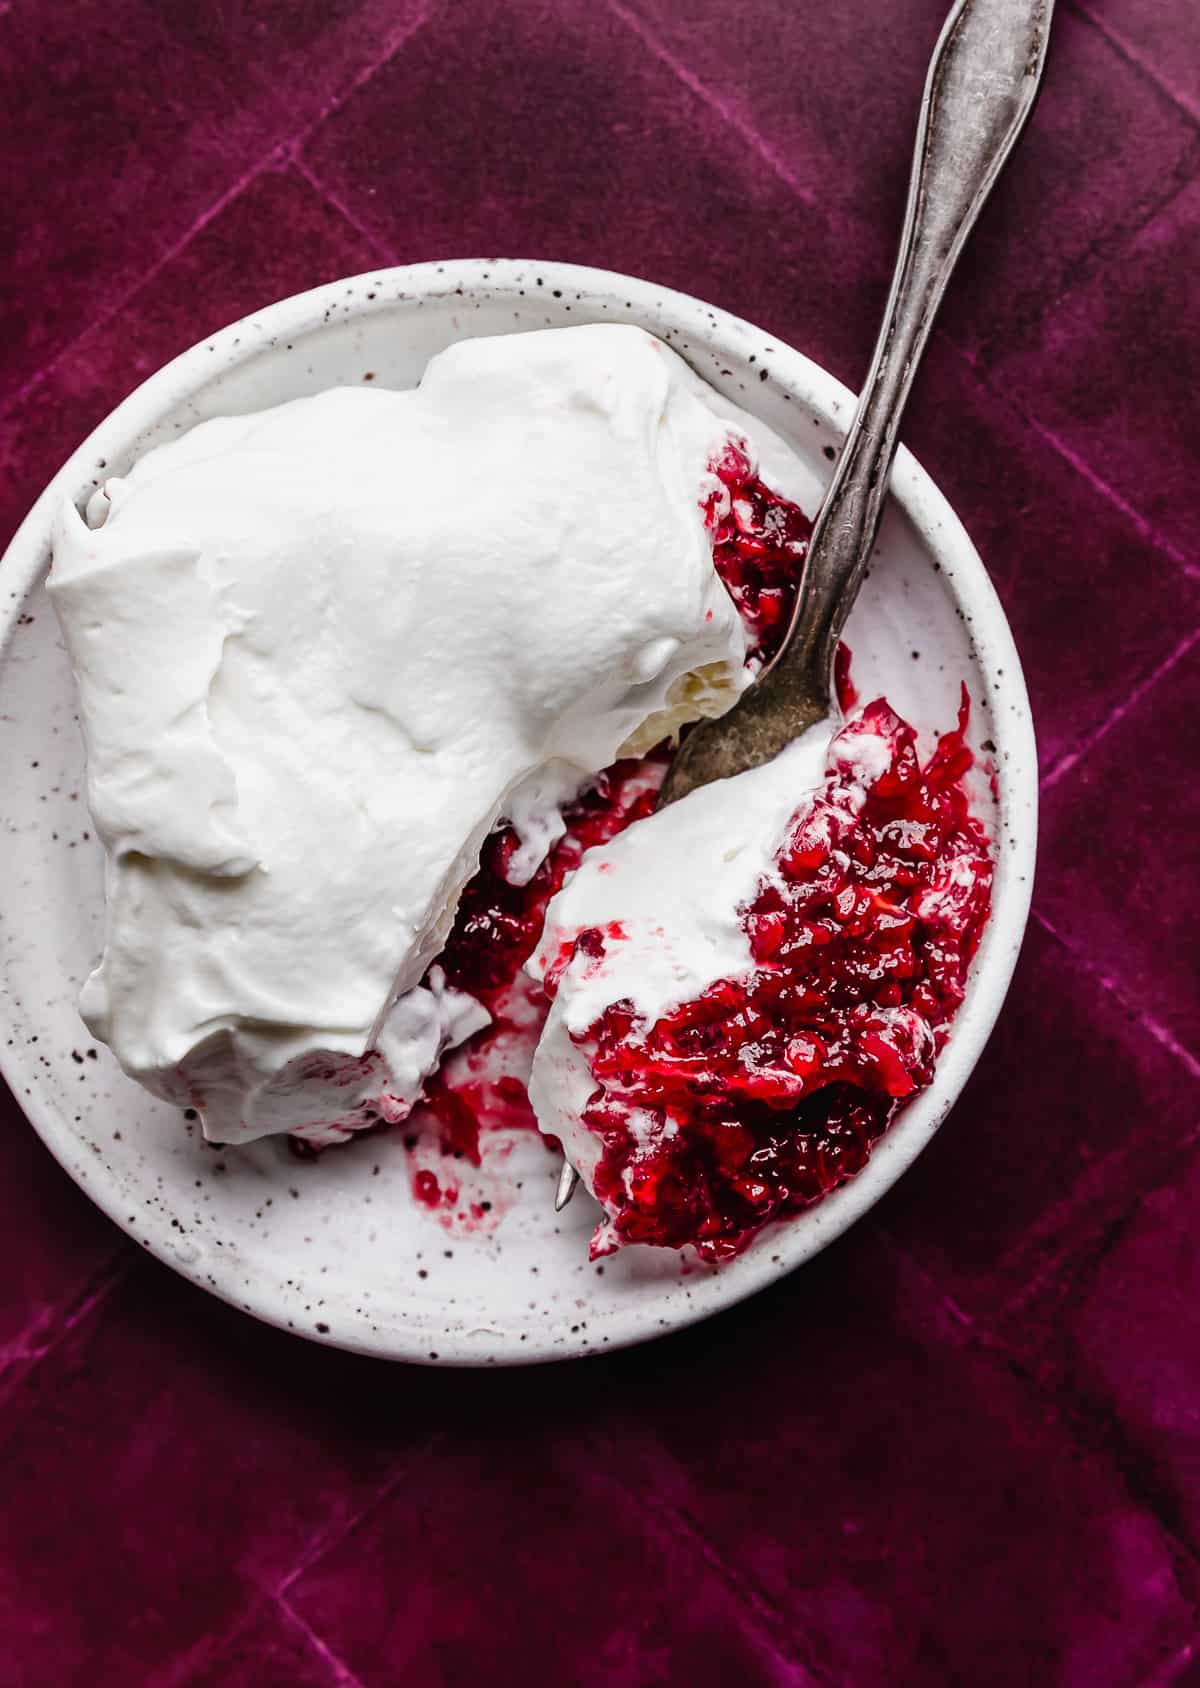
[425,755,667,1167]
[704,440,811,666]
[298,441,991,1257]
[549,694,992,1261]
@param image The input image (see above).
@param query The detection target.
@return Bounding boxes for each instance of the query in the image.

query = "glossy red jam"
[552,694,992,1260]
[419,755,666,1168]
[706,440,810,665]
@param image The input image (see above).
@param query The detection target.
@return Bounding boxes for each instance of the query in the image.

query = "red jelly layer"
[551,694,993,1261]
[706,440,810,665]
[421,755,666,1165]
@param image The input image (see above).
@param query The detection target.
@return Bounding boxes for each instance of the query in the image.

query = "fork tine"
[554,1160,581,1211]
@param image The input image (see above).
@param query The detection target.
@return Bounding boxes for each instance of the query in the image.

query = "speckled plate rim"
[0,258,1037,1364]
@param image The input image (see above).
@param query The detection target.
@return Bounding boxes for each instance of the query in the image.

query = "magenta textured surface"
[2,1,1198,1682]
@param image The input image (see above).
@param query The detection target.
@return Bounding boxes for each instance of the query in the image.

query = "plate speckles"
[0,259,1036,1366]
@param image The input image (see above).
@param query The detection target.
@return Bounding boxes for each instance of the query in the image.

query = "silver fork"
[556,0,1055,1213]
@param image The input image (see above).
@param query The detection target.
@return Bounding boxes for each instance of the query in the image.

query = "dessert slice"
[49,324,797,1146]
[528,695,992,1259]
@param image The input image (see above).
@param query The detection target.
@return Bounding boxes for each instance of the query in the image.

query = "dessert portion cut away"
[529,694,992,1260]
[50,322,992,1260]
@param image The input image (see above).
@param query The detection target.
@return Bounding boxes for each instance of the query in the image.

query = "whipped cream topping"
[50,323,789,1143]
[526,724,837,1188]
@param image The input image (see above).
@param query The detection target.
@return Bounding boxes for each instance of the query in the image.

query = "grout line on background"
[1040,626,1199,793]
[0,0,437,430]
[291,158,399,265]
[872,1223,975,1330]
[583,1434,832,1687]
[982,1109,1200,1332]
[1149,1637,1200,1687]
[289,0,435,148]
[0,152,284,426]
[149,1440,443,1686]
[0,1246,134,1409]
[600,0,1196,584]
[602,0,820,209]
[1014,404,1195,575]
[945,320,1198,577]
[1069,0,1200,128]
[958,8,1200,380]
[964,131,1200,383]
[875,1139,1200,1621]
[1032,909,1200,1081]
[274,1444,442,1601]
[274,1593,369,1688]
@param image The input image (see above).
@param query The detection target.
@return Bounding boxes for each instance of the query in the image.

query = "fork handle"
[771,0,1055,707]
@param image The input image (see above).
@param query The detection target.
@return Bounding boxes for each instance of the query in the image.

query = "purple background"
[1,1,1198,1682]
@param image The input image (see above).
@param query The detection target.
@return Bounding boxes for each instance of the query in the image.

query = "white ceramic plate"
[0,260,1036,1365]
